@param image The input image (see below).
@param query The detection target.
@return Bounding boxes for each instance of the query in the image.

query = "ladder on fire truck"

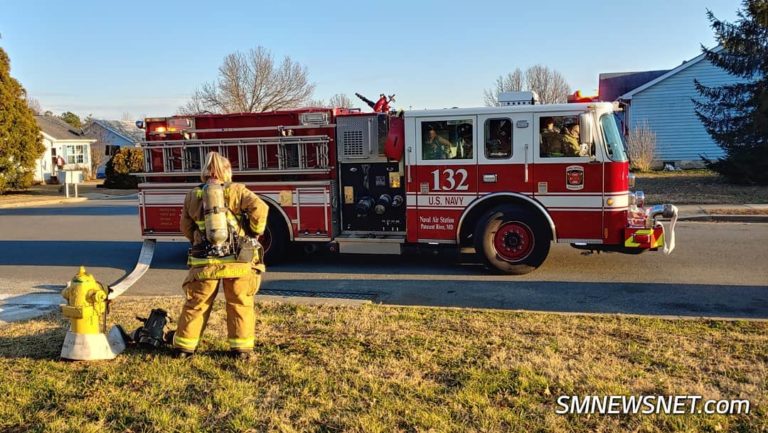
[137,135,331,177]
[111,134,331,298]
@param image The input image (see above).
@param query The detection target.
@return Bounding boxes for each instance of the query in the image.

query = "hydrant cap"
[73,266,96,284]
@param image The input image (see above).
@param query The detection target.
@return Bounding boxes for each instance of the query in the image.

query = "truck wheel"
[260,211,289,264]
[474,205,551,275]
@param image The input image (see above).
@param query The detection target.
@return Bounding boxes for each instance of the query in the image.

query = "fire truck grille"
[259,288,378,301]
[342,130,364,157]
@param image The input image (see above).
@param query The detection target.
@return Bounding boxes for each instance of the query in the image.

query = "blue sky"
[0,0,740,119]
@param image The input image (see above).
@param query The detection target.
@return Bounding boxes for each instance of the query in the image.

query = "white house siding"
[628,59,739,162]
[35,137,93,183]
[33,138,55,183]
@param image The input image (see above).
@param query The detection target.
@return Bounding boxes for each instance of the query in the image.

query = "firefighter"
[540,117,561,156]
[423,126,452,159]
[561,122,581,157]
[173,151,269,359]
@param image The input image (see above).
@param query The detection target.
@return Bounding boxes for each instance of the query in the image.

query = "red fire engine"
[130,91,677,277]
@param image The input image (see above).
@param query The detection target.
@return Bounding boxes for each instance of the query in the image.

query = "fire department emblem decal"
[566,165,585,190]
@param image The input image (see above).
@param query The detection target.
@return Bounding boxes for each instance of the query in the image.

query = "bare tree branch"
[328,93,354,108]
[484,66,570,106]
[525,64,570,104]
[26,97,42,115]
[179,46,315,114]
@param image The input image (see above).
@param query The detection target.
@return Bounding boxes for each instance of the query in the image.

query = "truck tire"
[474,205,551,275]
[261,211,289,264]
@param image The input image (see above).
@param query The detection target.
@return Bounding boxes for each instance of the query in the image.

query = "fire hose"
[646,204,679,255]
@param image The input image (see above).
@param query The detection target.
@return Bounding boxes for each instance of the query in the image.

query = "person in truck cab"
[423,126,452,159]
[540,117,561,157]
[561,122,581,157]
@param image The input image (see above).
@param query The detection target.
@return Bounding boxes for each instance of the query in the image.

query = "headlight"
[635,191,645,208]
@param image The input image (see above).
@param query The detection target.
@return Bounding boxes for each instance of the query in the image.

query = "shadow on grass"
[0,318,65,359]
[260,278,768,319]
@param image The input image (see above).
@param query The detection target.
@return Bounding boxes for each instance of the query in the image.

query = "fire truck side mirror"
[579,113,594,150]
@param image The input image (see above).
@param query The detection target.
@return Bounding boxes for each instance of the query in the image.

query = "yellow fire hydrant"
[60,266,125,361]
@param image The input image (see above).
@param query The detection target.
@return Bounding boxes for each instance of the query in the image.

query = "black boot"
[229,351,255,361]
[173,349,194,359]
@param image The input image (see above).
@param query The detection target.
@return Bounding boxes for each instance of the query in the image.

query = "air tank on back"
[202,181,230,256]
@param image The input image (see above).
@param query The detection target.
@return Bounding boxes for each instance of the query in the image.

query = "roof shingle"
[35,115,89,140]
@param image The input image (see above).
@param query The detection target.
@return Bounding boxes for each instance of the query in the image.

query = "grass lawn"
[636,170,768,205]
[1,297,766,433]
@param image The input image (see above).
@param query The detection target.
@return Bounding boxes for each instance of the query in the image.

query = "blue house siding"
[629,56,739,161]
[103,130,133,147]
[83,120,144,177]
[627,58,740,162]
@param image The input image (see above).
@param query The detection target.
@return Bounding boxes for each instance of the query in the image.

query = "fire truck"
[128,92,677,279]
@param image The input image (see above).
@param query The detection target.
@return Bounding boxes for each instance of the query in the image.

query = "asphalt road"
[1,198,767,319]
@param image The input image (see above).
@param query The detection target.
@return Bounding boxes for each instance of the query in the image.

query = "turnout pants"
[173,263,261,353]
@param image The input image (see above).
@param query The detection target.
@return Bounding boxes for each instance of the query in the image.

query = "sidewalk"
[0,181,136,209]
[675,204,768,222]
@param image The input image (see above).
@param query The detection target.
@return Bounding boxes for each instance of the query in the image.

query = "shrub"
[627,121,657,172]
[103,147,143,189]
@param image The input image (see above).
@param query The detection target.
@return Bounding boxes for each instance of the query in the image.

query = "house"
[598,70,669,104]
[34,115,96,184]
[600,47,741,167]
[83,119,144,178]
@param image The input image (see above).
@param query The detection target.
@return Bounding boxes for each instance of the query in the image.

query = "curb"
[0,293,371,325]
[256,294,372,307]
[678,215,768,223]
[0,197,88,209]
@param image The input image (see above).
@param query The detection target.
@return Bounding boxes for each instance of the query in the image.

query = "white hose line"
[660,205,679,255]
[108,239,156,300]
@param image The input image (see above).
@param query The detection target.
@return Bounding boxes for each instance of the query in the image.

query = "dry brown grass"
[636,170,768,204]
[0,297,766,432]
[707,208,768,215]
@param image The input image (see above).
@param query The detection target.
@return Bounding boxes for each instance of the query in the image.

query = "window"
[421,119,473,160]
[600,114,628,162]
[66,145,85,164]
[484,118,512,159]
[539,115,584,158]
[105,145,120,156]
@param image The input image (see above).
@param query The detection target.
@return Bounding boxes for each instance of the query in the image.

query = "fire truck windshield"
[600,114,628,162]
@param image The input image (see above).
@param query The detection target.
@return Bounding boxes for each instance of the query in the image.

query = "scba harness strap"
[195,182,232,200]
[188,184,263,268]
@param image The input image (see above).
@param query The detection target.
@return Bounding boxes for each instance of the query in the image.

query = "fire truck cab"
[135,94,676,275]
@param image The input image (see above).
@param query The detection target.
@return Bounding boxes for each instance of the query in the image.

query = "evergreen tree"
[0,47,44,193]
[59,111,82,128]
[694,0,768,185]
